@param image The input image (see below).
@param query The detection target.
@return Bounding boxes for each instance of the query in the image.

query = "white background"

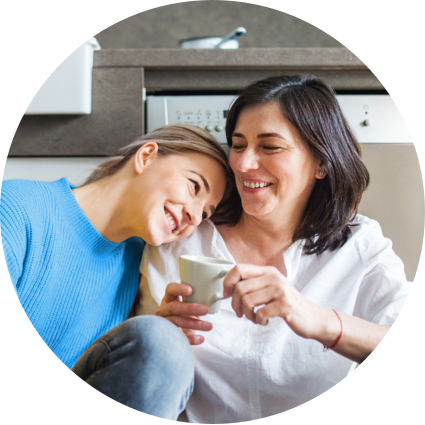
[1,1,423,424]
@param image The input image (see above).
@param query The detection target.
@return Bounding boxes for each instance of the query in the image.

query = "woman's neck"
[73,173,133,243]
[217,211,301,275]
[245,206,301,246]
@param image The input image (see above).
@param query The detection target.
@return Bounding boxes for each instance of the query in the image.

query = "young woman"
[1,124,233,420]
[139,75,411,422]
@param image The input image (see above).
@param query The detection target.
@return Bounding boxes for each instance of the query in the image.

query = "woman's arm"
[223,264,390,364]
[318,309,390,363]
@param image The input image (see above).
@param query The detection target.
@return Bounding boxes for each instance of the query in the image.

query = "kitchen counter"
[11,48,382,156]
[94,47,381,92]
[94,47,364,68]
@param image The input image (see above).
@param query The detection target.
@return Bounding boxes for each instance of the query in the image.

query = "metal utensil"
[214,27,246,48]
[179,27,247,49]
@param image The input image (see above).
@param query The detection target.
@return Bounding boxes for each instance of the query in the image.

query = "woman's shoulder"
[1,180,48,219]
[2,179,45,198]
[149,219,217,258]
[349,214,384,239]
[348,214,402,266]
[2,179,74,227]
[1,179,66,207]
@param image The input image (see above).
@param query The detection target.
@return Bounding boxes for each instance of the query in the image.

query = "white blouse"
[139,214,410,423]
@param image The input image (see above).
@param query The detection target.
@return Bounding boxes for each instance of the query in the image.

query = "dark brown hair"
[224,74,370,254]
[84,123,235,223]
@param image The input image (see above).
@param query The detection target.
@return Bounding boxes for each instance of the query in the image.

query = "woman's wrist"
[316,308,343,348]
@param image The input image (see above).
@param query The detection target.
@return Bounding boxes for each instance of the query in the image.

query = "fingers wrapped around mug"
[155,282,213,345]
[223,264,286,324]
[223,264,319,336]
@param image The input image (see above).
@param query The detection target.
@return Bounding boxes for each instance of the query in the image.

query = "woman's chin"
[145,230,166,247]
[241,201,273,218]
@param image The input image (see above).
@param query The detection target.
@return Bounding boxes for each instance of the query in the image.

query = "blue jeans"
[72,315,194,420]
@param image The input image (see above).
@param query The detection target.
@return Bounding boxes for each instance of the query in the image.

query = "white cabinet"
[25,38,101,115]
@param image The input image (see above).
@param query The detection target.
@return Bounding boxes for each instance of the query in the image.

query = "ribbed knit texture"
[1,178,145,368]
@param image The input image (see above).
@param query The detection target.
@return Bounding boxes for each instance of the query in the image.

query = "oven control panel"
[147,95,412,144]
[147,95,236,144]
[336,95,411,143]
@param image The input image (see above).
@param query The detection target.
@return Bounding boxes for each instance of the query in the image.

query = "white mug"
[179,255,235,314]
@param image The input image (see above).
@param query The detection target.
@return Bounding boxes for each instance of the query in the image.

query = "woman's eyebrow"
[188,170,210,193]
[232,132,286,140]
[257,133,285,140]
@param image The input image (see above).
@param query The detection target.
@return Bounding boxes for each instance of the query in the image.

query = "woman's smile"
[242,178,273,190]
[164,207,178,232]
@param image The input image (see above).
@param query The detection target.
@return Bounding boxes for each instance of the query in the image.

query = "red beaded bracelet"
[323,310,343,352]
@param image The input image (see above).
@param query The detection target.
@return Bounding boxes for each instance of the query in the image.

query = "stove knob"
[215,125,224,132]
[362,119,371,126]
[205,125,213,132]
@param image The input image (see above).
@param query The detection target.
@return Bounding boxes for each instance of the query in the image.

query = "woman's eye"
[263,146,281,151]
[190,180,201,194]
[231,144,245,150]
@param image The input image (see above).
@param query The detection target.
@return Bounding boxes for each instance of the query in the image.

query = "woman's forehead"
[235,103,300,139]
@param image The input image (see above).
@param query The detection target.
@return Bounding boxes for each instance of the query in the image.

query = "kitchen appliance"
[147,94,412,144]
[147,95,235,145]
[146,93,423,281]
[179,27,246,49]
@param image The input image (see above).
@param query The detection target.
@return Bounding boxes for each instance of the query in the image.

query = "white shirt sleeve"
[352,217,411,324]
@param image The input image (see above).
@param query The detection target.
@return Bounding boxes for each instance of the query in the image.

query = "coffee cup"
[179,255,235,314]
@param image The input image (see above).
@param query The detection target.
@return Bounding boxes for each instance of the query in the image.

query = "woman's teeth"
[243,181,272,189]
[165,210,176,231]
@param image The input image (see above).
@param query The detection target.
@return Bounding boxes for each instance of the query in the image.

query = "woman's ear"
[134,142,159,175]
[315,162,327,179]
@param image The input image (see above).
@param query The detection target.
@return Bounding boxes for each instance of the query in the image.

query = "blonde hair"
[83,124,234,221]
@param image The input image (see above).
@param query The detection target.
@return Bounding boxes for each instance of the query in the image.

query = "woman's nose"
[235,150,259,172]
[183,204,202,227]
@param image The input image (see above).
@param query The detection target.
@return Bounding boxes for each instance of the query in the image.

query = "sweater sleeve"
[0,181,29,290]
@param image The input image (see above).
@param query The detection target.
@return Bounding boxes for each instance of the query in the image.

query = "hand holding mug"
[180,255,235,314]
[223,264,329,340]
[155,255,235,345]
[155,282,213,345]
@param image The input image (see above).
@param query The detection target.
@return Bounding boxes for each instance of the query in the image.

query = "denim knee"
[124,315,195,377]
[73,315,194,419]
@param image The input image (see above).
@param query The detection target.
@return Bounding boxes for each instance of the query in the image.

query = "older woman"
[139,75,410,422]
[1,124,233,419]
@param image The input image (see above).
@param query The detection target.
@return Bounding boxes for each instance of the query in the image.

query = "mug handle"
[210,293,226,304]
[210,270,232,303]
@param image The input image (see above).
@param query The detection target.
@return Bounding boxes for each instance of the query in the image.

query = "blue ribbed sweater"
[1,178,145,368]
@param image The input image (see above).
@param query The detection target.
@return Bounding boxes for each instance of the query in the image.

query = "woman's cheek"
[175,183,191,200]
[178,225,197,239]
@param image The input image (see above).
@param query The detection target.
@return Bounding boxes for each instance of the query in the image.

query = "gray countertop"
[94,48,366,69]
[93,47,379,93]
